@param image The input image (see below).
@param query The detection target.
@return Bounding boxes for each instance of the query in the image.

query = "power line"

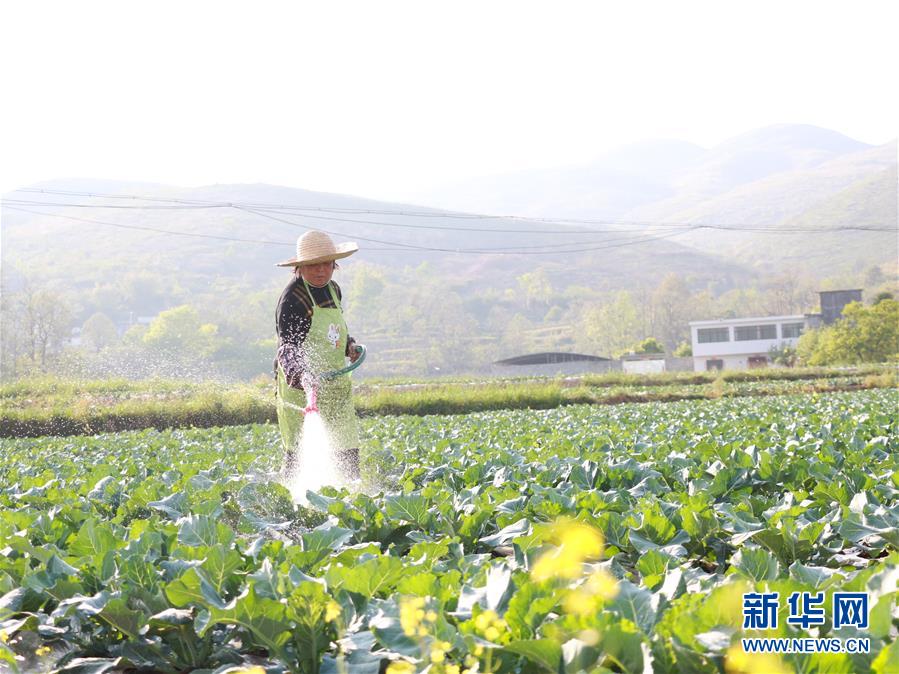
[228,203,899,235]
[3,198,223,211]
[11,187,896,233]
[235,205,693,254]
[3,206,293,247]
[6,191,643,234]
[4,203,693,256]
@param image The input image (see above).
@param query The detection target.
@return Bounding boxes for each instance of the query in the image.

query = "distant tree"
[796,328,821,366]
[517,268,553,311]
[20,285,74,371]
[122,272,172,314]
[345,264,386,334]
[543,305,564,323]
[421,292,479,372]
[864,265,885,287]
[630,337,664,354]
[582,291,640,357]
[768,343,798,367]
[797,300,899,365]
[715,286,767,319]
[673,341,692,357]
[81,312,119,354]
[763,273,816,315]
[89,283,126,316]
[873,291,894,305]
[0,285,25,379]
[143,305,219,357]
[504,313,537,353]
[651,274,691,350]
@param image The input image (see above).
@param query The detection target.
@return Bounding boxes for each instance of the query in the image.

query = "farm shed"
[492,352,615,377]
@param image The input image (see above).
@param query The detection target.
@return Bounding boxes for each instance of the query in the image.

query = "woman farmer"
[275,230,362,481]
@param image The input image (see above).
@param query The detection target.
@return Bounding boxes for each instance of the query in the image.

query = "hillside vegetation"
[2,125,896,381]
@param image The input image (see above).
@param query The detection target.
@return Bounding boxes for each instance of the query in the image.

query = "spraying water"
[278,386,355,504]
[286,408,341,503]
[281,345,365,505]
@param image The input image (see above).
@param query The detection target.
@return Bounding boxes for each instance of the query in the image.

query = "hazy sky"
[2,0,897,202]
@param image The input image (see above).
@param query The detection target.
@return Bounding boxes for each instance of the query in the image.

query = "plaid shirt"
[275,278,354,387]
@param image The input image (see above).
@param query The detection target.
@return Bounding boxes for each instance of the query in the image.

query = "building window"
[706,359,724,371]
[697,327,729,343]
[781,322,804,339]
[735,324,777,341]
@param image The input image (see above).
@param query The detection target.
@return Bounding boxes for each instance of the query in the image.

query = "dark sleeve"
[276,284,312,388]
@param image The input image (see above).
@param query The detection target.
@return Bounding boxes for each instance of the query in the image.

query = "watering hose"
[279,344,366,415]
[321,343,366,380]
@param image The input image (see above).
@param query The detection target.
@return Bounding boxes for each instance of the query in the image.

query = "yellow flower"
[230,668,265,674]
[578,628,601,646]
[425,610,438,623]
[563,588,595,615]
[325,600,341,623]
[472,609,507,643]
[585,569,619,600]
[35,645,52,656]
[386,661,416,674]
[445,666,461,674]
[557,520,604,558]
[725,645,791,674]
[400,596,428,636]
[474,610,496,631]
[0,629,7,643]
[431,648,446,664]
[531,519,605,581]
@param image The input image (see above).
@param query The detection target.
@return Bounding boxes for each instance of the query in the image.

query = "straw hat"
[276,231,359,267]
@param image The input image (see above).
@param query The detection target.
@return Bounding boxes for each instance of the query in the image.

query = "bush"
[798,300,899,365]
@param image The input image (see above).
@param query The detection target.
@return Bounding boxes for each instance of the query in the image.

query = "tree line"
[2,263,895,381]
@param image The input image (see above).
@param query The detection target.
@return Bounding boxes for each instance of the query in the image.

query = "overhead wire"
[3,205,291,247]
[10,187,896,233]
[4,187,895,257]
[4,203,693,256]
[2,198,224,211]
[234,205,693,254]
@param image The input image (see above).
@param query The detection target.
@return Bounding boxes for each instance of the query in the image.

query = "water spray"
[279,344,366,416]
[282,344,367,502]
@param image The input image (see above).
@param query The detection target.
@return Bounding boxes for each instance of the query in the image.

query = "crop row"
[0,389,897,672]
[1,368,894,438]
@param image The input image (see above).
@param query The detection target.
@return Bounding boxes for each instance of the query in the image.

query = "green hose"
[321,344,366,380]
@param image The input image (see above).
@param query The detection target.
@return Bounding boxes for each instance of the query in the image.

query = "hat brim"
[276,243,359,267]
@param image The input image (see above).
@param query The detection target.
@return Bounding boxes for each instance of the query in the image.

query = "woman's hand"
[347,338,361,363]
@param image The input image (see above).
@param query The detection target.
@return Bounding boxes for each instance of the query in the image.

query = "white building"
[689,315,807,372]
[621,353,667,374]
[619,354,691,374]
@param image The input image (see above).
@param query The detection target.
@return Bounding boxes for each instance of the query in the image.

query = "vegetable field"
[1,389,898,673]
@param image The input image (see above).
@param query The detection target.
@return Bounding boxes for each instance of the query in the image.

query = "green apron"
[277,280,360,454]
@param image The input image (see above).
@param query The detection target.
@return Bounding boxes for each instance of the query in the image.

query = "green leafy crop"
[0,389,896,673]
